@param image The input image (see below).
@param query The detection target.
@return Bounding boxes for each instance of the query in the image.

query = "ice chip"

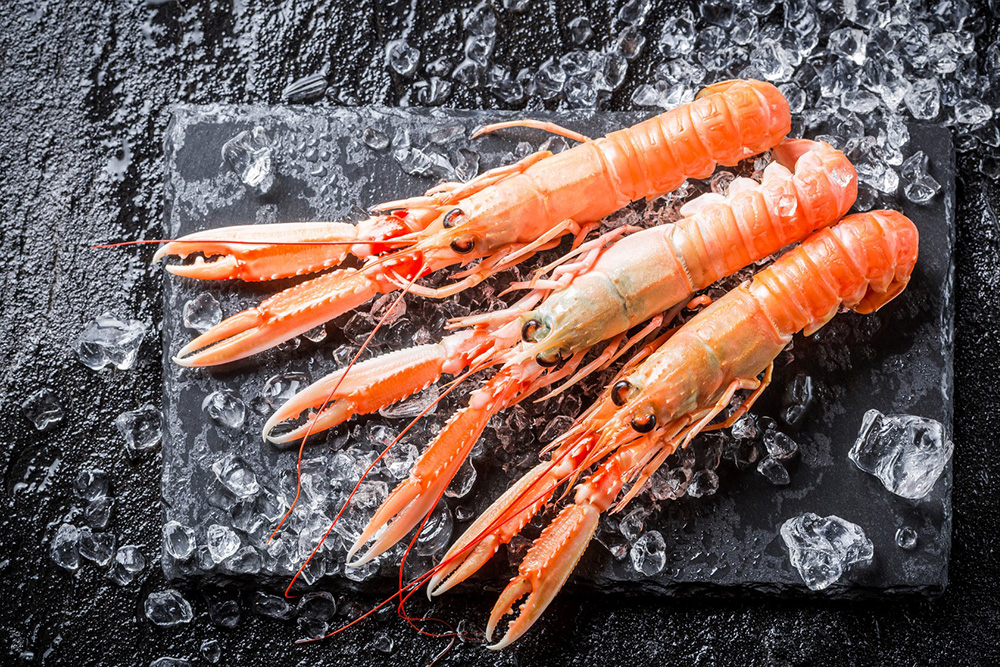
[764,430,799,460]
[74,469,110,500]
[780,513,873,590]
[953,99,993,126]
[212,454,260,498]
[202,389,246,429]
[226,546,262,574]
[686,469,719,498]
[75,313,147,370]
[110,545,146,585]
[900,151,942,204]
[651,467,690,501]
[781,373,813,427]
[200,639,222,664]
[115,404,162,453]
[904,79,941,120]
[79,527,116,566]
[757,456,791,486]
[50,523,80,571]
[895,526,918,550]
[281,68,329,103]
[445,459,477,498]
[618,507,648,543]
[182,293,222,333]
[362,127,390,151]
[385,39,420,77]
[21,388,64,431]
[416,505,453,556]
[85,496,114,529]
[163,521,196,560]
[206,589,241,628]
[258,373,309,412]
[206,524,241,563]
[567,16,593,45]
[222,126,273,189]
[253,591,294,620]
[144,589,194,626]
[848,410,952,499]
[629,530,666,575]
[414,77,453,106]
[372,632,395,653]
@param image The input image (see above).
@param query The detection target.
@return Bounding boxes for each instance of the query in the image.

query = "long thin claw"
[346,396,504,567]
[486,504,601,650]
[153,222,361,281]
[428,463,556,597]
[263,338,471,443]
[173,268,379,366]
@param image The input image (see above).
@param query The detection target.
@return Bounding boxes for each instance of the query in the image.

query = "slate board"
[160,105,954,598]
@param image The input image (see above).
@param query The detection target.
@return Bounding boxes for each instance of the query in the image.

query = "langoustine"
[154,79,790,366]
[280,138,859,567]
[423,210,919,648]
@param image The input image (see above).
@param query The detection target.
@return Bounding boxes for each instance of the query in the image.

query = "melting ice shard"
[780,513,873,591]
[848,410,953,500]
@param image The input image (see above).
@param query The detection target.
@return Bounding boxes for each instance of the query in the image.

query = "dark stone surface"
[1,2,999,666]
[161,106,954,600]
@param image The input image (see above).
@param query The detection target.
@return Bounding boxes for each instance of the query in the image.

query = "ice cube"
[362,127,390,151]
[74,469,110,500]
[258,373,309,412]
[212,454,260,498]
[895,526,918,550]
[21,388,64,431]
[757,456,791,486]
[629,531,666,575]
[372,632,395,653]
[163,521,196,560]
[206,524,241,563]
[385,39,420,77]
[416,504,453,556]
[182,293,222,333]
[828,27,868,65]
[79,527,116,566]
[686,469,719,498]
[731,14,758,46]
[780,513,873,591]
[698,0,734,27]
[75,313,147,370]
[110,545,146,585]
[650,467,690,501]
[445,459,477,498]
[85,497,114,529]
[567,16,593,45]
[222,126,273,189]
[226,547,262,574]
[144,589,194,626]
[115,404,163,453]
[953,99,993,126]
[763,430,799,460]
[731,413,758,441]
[378,385,440,420]
[904,79,941,120]
[781,373,813,427]
[618,507,648,543]
[205,588,241,628]
[848,410,953,499]
[900,151,942,204]
[658,12,696,58]
[50,523,80,571]
[200,639,222,664]
[297,591,337,639]
[414,77,453,106]
[202,390,246,429]
[750,41,795,82]
[253,591,294,620]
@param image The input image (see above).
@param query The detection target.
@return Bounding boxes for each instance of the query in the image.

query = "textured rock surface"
[161,106,954,600]
[1,2,998,666]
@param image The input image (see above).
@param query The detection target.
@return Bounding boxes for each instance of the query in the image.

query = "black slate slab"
[160,105,954,598]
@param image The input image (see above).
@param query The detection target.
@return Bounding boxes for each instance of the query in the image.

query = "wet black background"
[1,1,998,666]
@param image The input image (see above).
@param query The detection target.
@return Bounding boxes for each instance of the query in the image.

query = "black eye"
[631,412,656,433]
[443,208,463,228]
[611,380,632,407]
[535,353,559,367]
[521,318,542,342]
[450,237,475,254]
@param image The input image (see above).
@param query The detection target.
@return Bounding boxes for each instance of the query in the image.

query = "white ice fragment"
[372,632,395,653]
[75,313,147,371]
[226,546,263,574]
[650,467,690,501]
[629,531,666,575]
[297,591,337,639]
[618,507,648,543]
[206,524,241,563]
[182,293,222,333]
[144,589,194,626]
[200,639,222,664]
[111,545,146,586]
[21,388,64,431]
[222,126,273,189]
[780,513,873,591]
[686,469,719,498]
[764,430,799,460]
[258,373,309,412]
[79,527,116,566]
[903,79,941,120]
[74,469,110,500]
[900,151,942,204]
[85,497,114,529]
[115,404,162,453]
[362,127,390,151]
[202,389,246,429]
[757,456,791,486]
[953,99,993,126]
[253,591,294,620]
[385,39,420,77]
[416,504,454,556]
[163,520,196,560]
[212,454,260,498]
[445,459,477,498]
[895,526,918,550]
[848,410,952,499]
[50,523,80,571]
[414,77,453,106]
[567,16,593,45]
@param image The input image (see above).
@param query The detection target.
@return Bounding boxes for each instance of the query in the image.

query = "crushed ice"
[780,513,873,591]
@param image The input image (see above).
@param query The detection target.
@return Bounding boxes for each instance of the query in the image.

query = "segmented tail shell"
[749,210,919,337]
